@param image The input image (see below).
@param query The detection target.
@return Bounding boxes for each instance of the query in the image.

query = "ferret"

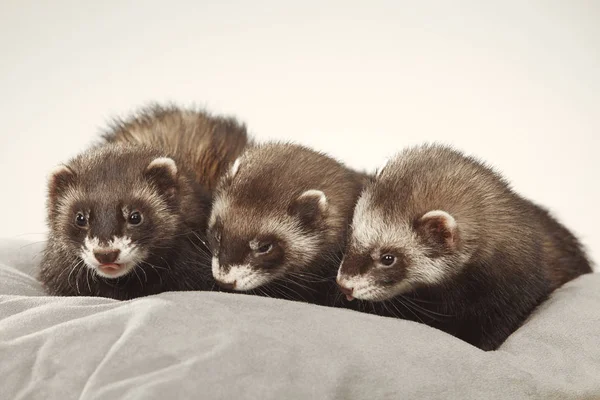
[207,142,367,305]
[102,103,249,190]
[336,144,592,350]
[39,144,215,300]
[40,105,249,300]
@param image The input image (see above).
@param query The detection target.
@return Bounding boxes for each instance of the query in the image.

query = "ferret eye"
[380,254,396,266]
[75,213,88,227]
[256,243,273,255]
[128,211,143,226]
[208,230,221,248]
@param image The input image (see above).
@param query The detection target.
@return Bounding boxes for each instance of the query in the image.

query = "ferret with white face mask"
[208,142,367,305]
[39,144,214,299]
[39,105,248,299]
[337,144,592,350]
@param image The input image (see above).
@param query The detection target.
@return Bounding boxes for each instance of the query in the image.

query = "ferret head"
[337,186,468,302]
[47,145,192,279]
[207,156,330,291]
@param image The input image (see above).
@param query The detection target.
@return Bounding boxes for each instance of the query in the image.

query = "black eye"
[128,211,143,225]
[75,213,88,227]
[380,254,396,266]
[256,243,273,255]
[209,230,221,248]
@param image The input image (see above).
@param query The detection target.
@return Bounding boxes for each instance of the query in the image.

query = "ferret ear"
[48,165,76,205]
[375,158,391,179]
[289,189,328,227]
[145,157,178,195]
[229,157,241,178]
[217,157,241,189]
[415,210,459,251]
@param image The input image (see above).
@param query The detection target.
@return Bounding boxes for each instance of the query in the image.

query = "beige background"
[0,1,598,265]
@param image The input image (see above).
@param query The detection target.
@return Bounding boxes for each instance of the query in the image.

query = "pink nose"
[94,250,120,264]
[338,285,353,296]
[338,284,354,301]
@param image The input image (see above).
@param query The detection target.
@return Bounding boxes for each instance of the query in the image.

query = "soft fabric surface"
[1,238,599,400]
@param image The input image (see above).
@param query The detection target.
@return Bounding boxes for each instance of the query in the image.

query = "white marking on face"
[348,190,460,293]
[147,157,178,177]
[407,258,453,286]
[352,192,413,250]
[351,191,379,248]
[80,235,147,279]
[262,216,319,267]
[337,270,376,298]
[337,269,413,301]
[209,188,323,282]
[81,237,100,266]
[209,194,230,230]
[130,186,175,227]
[55,187,83,217]
[212,258,275,291]
[212,201,321,265]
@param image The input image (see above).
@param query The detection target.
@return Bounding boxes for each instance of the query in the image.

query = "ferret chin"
[207,142,368,305]
[337,143,592,351]
[39,144,214,300]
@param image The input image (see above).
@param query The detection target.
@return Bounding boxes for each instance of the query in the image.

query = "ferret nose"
[94,249,120,264]
[217,280,236,291]
[338,285,353,296]
[338,284,354,301]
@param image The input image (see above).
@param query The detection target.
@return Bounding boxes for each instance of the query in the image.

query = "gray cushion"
[1,238,598,399]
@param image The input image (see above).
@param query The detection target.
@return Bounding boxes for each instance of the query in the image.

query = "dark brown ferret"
[207,142,368,305]
[337,144,592,350]
[39,144,215,300]
[40,105,248,300]
[102,103,249,190]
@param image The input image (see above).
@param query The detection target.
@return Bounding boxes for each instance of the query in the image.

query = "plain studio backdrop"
[0,1,598,266]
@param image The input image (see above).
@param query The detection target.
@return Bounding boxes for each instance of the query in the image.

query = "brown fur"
[339,143,592,350]
[39,103,249,300]
[209,142,367,305]
[39,143,215,300]
[102,103,249,190]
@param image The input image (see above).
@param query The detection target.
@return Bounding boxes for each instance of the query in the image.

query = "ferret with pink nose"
[208,142,366,305]
[39,144,214,300]
[39,106,248,300]
[336,144,592,350]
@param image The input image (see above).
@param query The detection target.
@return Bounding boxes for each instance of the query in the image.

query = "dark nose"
[94,250,120,264]
[217,280,236,291]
